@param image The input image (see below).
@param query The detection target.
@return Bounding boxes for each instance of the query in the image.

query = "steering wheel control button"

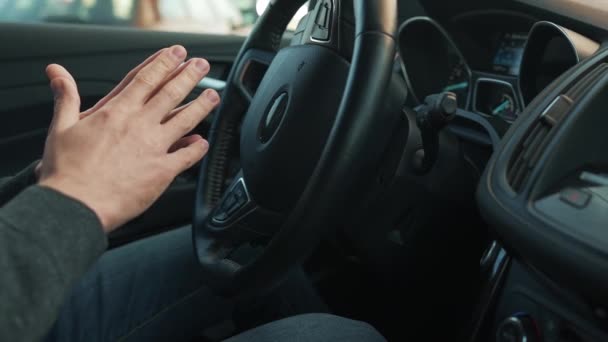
[223,196,241,217]
[234,186,249,207]
[219,196,241,218]
[212,178,251,224]
[560,188,592,209]
[312,0,332,41]
[223,194,237,210]
[213,210,229,223]
[496,315,540,342]
[213,204,228,222]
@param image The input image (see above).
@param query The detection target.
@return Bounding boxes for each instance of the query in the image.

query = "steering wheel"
[193,0,398,295]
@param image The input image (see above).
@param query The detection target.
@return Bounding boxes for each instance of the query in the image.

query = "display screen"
[492,33,528,76]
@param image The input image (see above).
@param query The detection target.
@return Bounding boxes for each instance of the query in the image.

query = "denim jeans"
[45,226,233,342]
[225,313,386,342]
[44,226,385,342]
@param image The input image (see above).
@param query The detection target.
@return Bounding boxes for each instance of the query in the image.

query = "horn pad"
[240,45,350,211]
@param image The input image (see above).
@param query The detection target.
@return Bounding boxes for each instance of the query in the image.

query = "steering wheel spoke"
[208,177,253,225]
[195,171,286,284]
[205,171,285,239]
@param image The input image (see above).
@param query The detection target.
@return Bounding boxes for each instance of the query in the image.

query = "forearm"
[0,161,39,207]
[0,186,107,341]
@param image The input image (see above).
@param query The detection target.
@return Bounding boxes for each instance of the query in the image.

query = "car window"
[0,0,308,35]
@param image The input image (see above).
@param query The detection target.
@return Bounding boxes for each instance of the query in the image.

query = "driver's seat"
[224,314,386,342]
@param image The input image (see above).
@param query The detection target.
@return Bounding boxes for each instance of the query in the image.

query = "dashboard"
[396,8,608,342]
[398,13,599,128]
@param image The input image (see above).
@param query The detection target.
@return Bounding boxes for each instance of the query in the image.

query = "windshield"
[516,0,608,31]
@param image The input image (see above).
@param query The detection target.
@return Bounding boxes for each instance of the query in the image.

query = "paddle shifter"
[413,92,458,174]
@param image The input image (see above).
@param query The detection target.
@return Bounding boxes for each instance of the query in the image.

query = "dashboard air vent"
[507,63,608,192]
[507,96,572,192]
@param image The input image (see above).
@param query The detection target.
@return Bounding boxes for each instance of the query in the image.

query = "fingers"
[167,136,209,173]
[81,48,166,118]
[161,102,193,124]
[118,45,187,105]
[162,89,220,142]
[168,134,204,153]
[46,65,81,133]
[145,58,210,119]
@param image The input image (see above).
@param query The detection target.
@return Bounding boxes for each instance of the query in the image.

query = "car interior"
[2,0,608,341]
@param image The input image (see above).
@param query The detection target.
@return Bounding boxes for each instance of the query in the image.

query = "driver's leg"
[224,314,387,342]
[45,226,234,342]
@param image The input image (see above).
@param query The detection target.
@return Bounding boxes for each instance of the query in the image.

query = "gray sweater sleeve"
[0,162,39,207]
[0,186,108,341]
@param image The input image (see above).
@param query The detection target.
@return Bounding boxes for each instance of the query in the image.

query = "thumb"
[47,64,81,132]
[46,63,78,89]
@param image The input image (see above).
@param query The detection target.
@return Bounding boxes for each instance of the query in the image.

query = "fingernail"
[195,59,210,72]
[201,139,210,151]
[171,46,187,59]
[205,90,219,104]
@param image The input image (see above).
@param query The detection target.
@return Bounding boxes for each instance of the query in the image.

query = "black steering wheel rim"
[194,0,398,295]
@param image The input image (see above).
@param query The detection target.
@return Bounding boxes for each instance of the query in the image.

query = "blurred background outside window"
[0,0,309,35]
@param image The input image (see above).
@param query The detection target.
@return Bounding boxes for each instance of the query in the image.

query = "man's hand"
[38,46,219,233]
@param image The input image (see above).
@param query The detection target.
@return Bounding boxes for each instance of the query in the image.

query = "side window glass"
[0,0,309,36]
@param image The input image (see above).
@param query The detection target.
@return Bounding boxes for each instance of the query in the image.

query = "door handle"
[197,77,226,92]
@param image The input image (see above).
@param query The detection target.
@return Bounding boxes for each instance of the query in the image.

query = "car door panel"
[0,23,243,172]
[0,22,244,244]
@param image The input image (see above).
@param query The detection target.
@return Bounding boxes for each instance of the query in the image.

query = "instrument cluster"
[398,16,598,125]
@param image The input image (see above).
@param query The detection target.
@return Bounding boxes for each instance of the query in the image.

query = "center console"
[472,245,608,342]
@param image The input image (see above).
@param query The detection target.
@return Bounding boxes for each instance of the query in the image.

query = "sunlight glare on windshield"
[516,0,608,30]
